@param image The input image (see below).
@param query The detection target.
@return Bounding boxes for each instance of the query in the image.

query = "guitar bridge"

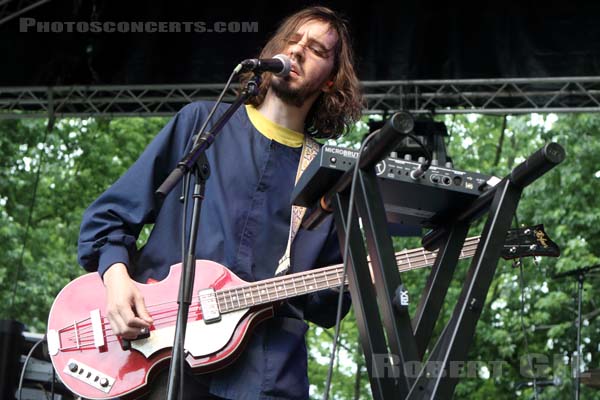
[47,329,59,356]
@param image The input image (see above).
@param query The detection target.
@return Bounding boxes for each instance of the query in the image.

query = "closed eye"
[285,34,330,58]
[309,46,327,58]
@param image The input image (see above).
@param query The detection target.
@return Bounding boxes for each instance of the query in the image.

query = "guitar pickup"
[198,288,221,323]
[90,309,107,352]
[120,327,150,351]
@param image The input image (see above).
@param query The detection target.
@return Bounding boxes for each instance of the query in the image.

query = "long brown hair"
[240,6,363,139]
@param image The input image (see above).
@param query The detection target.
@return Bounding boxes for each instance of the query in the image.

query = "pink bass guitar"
[47,225,558,399]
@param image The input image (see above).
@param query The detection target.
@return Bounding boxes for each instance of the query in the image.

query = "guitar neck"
[215,236,482,314]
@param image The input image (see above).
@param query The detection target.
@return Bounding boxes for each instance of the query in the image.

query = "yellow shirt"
[245,104,304,148]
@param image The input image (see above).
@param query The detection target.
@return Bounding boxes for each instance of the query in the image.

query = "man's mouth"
[290,64,300,76]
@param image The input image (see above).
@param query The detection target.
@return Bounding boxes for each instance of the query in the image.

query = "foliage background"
[1,111,599,399]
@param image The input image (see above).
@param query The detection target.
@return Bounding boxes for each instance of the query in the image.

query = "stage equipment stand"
[301,139,565,399]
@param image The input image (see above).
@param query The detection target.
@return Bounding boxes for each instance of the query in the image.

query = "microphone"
[552,264,600,280]
[237,54,291,77]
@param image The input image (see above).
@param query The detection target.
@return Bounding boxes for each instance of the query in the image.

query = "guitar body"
[47,261,274,399]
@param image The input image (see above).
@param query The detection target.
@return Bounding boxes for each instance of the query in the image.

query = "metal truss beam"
[362,77,600,115]
[0,0,53,26]
[1,77,600,119]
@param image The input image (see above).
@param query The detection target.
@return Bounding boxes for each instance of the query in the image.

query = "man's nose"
[287,40,307,61]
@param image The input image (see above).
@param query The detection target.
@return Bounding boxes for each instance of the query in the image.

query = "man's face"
[270,19,338,107]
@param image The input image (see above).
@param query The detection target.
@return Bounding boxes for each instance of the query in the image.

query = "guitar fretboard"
[214,236,482,313]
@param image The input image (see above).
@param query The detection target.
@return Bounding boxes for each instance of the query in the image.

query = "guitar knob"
[524,229,531,235]
[100,377,109,387]
[510,246,517,254]
[529,244,537,251]
[68,362,78,373]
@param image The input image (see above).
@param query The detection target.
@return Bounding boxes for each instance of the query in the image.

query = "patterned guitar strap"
[274,135,320,277]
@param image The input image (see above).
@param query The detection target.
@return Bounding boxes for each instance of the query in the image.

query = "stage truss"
[0,0,54,26]
[1,76,599,119]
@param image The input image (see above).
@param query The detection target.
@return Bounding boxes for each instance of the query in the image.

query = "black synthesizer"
[292,145,498,227]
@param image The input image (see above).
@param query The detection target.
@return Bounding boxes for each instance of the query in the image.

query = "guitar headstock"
[502,224,560,260]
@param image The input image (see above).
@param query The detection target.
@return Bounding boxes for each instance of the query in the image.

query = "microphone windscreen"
[272,54,291,77]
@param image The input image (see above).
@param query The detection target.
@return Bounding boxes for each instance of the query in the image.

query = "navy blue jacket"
[78,101,351,399]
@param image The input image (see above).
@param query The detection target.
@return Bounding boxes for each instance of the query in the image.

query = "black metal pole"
[166,164,208,400]
[163,75,261,400]
[355,168,418,395]
[575,273,583,400]
[331,192,400,399]
[412,222,469,359]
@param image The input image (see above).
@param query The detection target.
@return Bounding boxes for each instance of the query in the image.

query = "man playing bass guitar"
[77,6,363,400]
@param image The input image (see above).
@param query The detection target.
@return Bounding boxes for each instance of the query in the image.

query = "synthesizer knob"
[390,151,398,158]
[418,156,426,164]
[431,159,438,166]
[445,161,453,168]
[403,154,412,161]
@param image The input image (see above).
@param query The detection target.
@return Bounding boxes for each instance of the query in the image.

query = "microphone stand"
[516,377,562,399]
[155,73,262,400]
[552,264,600,400]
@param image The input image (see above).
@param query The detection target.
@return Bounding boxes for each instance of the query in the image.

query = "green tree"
[0,116,167,331]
